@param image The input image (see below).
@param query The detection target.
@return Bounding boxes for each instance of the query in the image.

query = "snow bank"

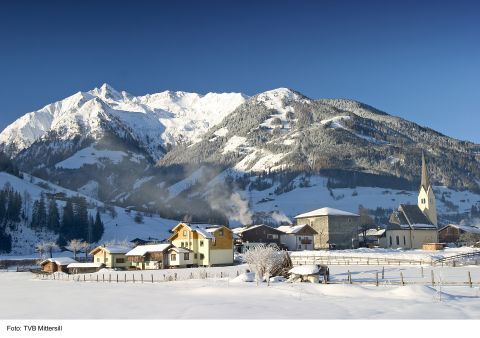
[289,265,319,275]
[231,272,256,283]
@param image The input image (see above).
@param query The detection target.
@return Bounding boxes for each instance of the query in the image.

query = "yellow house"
[89,245,130,269]
[168,223,234,266]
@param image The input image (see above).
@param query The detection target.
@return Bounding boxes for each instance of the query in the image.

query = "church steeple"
[417,152,437,226]
[421,151,430,191]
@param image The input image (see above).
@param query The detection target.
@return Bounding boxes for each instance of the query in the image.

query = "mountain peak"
[88,83,124,101]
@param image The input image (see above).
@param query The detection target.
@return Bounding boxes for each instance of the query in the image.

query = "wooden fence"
[290,255,431,266]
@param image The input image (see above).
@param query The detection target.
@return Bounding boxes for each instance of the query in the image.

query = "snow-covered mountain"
[0,83,247,160]
[1,85,480,230]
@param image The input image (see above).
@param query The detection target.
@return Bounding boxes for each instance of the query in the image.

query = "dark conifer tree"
[92,210,104,243]
[47,199,60,233]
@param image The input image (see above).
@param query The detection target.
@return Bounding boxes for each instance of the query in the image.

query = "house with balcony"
[125,244,172,270]
[232,224,285,252]
[277,224,317,251]
[168,223,234,266]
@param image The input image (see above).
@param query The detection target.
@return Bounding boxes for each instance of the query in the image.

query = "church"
[385,153,439,249]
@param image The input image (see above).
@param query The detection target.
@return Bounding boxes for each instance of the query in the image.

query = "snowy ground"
[1,265,479,319]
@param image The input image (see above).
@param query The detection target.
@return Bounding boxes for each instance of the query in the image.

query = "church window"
[389,236,392,246]
[395,236,400,245]
[403,236,406,245]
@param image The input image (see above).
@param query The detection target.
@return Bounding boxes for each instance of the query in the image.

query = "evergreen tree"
[0,190,6,224]
[72,197,89,240]
[47,199,60,233]
[92,210,104,243]
[30,199,40,229]
[59,199,75,246]
[37,194,47,228]
[0,230,12,253]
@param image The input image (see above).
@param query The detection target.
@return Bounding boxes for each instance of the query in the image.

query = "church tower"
[417,152,437,226]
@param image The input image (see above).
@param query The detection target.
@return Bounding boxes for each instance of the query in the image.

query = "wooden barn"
[438,224,480,243]
[67,262,105,274]
[40,257,78,273]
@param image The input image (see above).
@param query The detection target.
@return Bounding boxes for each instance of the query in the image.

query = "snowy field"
[1,265,480,319]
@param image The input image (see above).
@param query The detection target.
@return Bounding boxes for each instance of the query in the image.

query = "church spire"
[421,151,430,191]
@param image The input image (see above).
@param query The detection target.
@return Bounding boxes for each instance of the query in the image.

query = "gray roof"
[388,204,436,230]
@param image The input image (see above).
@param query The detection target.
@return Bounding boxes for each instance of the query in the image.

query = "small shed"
[422,243,444,251]
[67,262,105,274]
[41,257,78,273]
[288,264,329,283]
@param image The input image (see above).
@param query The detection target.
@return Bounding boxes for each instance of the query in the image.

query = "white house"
[277,224,317,251]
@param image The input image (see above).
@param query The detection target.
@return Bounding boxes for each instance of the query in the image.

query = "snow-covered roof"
[125,244,171,256]
[232,224,282,234]
[278,224,316,234]
[90,245,131,255]
[289,265,320,275]
[365,229,386,237]
[440,224,480,234]
[67,262,104,268]
[169,247,191,253]
[295,207,359,218]
[41,257,78,266]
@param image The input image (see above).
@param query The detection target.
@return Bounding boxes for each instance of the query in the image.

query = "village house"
[168,223,234,266]
[277,224,317,251]
[125,244,172,270]
[294,207,360,249]
[67,262,105,274]
[358,228,387,248]
[167,246,194,268]
[438,224,480,244]
[89,245,130,269]
[385,153,439,249]
[40,257,78,273]
[232,224,285,252]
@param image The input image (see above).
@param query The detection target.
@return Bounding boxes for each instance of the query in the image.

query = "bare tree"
[66,239,83,260]
[44,241,59,258]
[80,241,91,261]
[35,242,46,259]
[243,244,284,285]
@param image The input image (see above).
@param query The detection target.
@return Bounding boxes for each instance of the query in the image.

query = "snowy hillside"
[0,171,178,255]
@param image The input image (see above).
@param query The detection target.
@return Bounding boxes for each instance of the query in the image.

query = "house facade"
[294,207,360,249]
[167,246,194,267]
[232,224,284,252]
[385,153,439,249]
[277,224,317,251]
[168,223,234,266]
[89,245,130,269]
[125,244,172,270]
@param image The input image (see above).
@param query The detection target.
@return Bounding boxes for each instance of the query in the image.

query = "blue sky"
[0,0,479,142]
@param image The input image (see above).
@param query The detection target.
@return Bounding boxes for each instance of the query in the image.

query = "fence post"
[151,274,154,283]
[133,274,135,283]
[83,275,85,282]
[109,274,111,283]
[400,272,404,286]
[96,275,98,282]
[376,272,379,287]
[53,274,55,280]
[421,266,424,278]
[348,270,352,284]
[141,274,143,283]
[174,273,177,281]
[103,274,105,282]
[124,273,126,283]
[468,271,472,288]
[367,258,369,265]
[431,270,435,286]
[190,272,193,279]
[117,274,118,283]
[221,272,223,278]
[382,266,384,279]
[237,270,239,277]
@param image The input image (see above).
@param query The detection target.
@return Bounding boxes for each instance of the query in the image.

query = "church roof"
[388,204,436,230]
